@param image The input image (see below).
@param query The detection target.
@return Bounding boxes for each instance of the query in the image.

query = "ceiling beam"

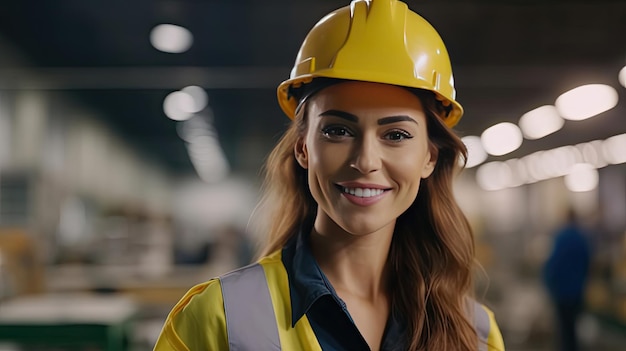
[0,65,618,90]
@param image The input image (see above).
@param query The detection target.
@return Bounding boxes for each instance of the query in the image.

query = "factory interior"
[0,0,626,349]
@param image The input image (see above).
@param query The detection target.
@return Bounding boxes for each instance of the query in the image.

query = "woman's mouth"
[335,184,390,206]
[339,186,385,198]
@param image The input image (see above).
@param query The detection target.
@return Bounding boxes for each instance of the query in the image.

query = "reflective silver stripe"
[474,302,491,351]
[219,263,281,351]
[220,265,490,350]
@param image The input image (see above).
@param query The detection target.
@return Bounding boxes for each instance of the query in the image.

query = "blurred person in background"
[154,0,505,350]
[542,208,591,351]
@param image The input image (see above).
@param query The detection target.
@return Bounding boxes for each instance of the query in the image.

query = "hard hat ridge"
[335,0,415,82]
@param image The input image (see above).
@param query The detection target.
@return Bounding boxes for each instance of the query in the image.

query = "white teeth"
[342,187,384,198]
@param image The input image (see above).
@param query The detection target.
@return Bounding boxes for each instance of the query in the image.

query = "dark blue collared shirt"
[281,228,407,350]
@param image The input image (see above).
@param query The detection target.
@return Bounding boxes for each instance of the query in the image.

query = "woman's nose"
[349,135,382,174]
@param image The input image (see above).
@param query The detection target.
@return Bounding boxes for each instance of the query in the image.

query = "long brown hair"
[253,88,478,350]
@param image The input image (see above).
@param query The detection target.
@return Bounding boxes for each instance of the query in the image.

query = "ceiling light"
[475,133,625,191]
[476,161,513,191]
[564,163,598,192]
[150,24,193,53]
[619,66,626,88]
[177,117,216,142]
[181,86,208,113]
[577,140,607,168]
[522,152,544,183]
[186,135,230,183]
[555,84,618,121]
[602,133,626,164]
[504,159,528,187]
[163,91,194,121]
[481,122,523,156]
[538,146,579,178]
[518,105,564,140]
[461,135,487,168]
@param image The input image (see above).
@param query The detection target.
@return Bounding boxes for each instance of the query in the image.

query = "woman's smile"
[335,182,391,206]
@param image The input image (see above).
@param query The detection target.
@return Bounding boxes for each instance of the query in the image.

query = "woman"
[154,1,505,350]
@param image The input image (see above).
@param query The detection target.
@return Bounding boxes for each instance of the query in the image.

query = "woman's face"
[295,81,437,237]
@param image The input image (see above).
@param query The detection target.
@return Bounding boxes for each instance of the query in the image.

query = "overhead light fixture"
[186,134,230,183]
[518,105,564,140]
[602,133,626,164]
[578,140,607,169]
[177,116,216,142]
[180,86,208,113]
[503,159,529,187]
[461,135,487,168]
[163,86,208,121]
[564,163,598,192]
[481,122,523,156]
[536,146,580,179]
[473,133,624,191]
[619,66,626,88]
[475,161,513,191]
[150,24,193,53]
[555,84,618,121]
[163,91,194,121]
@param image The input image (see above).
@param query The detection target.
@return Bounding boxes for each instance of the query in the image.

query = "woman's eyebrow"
[377,115,418,125]
[318,109,358,122]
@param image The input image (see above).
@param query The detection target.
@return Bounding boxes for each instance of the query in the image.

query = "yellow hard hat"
[277,0,463,127]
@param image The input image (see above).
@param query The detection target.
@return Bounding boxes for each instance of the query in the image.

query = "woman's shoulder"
[474,302,506,351]
[153,251,287,350]
[153,279,227,350]
[257,248,283,264]
[179,279,225,311]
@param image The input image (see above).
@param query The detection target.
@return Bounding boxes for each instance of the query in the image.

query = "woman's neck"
[309,217,394,301]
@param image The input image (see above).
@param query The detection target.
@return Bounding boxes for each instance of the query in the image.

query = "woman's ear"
[421,144,438,178]
[294,137,309,169]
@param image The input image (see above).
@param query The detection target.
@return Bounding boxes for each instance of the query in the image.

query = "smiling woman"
[153,1,505,350]
[293,82,436,240]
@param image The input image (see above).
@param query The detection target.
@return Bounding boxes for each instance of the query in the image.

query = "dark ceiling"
[0,0,625,178]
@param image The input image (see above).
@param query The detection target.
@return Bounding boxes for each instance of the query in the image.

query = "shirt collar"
[281,225,408,348]
[282,226,337,327]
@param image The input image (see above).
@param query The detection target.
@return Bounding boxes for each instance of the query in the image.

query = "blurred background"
[0,0,625,350]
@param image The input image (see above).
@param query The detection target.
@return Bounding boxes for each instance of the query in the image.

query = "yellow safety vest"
[153,250,505,350]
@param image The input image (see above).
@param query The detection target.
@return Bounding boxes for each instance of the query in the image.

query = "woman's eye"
[322,126,352,138]
[384,130,413,142]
